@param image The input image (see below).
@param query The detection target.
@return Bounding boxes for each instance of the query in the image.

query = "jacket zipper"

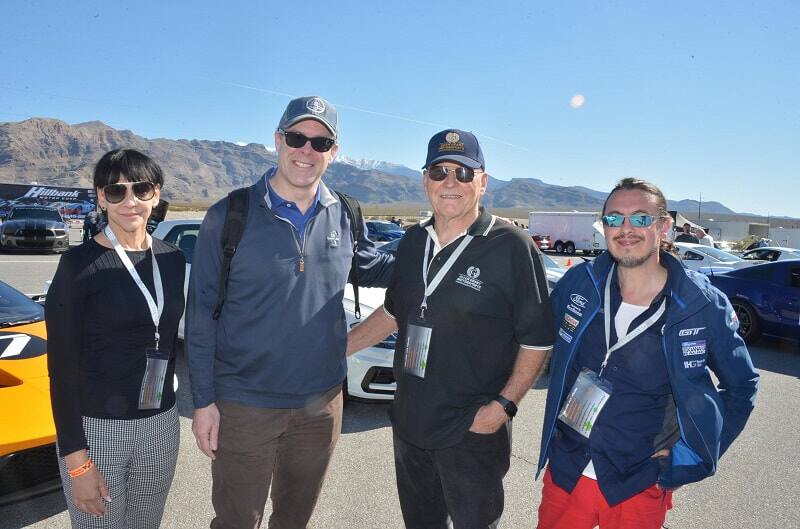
[273,214,317,273]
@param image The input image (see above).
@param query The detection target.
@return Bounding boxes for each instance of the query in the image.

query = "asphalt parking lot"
[1,249,798,528]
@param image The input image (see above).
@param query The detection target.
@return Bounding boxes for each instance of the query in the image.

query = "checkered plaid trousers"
[58,405,179,529]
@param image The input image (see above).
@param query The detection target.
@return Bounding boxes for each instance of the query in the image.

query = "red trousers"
[537,467,673,529]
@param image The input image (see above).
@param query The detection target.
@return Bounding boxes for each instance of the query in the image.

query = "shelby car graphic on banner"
[0,184,97,220]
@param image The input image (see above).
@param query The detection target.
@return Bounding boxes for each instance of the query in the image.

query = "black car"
[0,206,70,253]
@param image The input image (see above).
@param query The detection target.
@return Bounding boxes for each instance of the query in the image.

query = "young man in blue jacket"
[187,96,394,529]
[535,178,759,529]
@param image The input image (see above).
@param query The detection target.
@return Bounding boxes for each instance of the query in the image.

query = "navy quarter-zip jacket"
[186,173,393,409]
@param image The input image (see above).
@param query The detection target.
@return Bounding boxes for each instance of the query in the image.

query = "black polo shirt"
[385,209,555,450]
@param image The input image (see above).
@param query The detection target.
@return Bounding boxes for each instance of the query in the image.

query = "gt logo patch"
[681,340,706,356]
[678,327,705,337]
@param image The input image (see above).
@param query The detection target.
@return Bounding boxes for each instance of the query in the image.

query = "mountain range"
[0,118,738,214]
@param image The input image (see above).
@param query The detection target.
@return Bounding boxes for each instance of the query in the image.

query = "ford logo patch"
[570,294,588,308]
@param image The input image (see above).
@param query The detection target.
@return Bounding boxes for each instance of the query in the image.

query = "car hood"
[0,320,55,457]
[2,219,67,230]
[546,267,566,282]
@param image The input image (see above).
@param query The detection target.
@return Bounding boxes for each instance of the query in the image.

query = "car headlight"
[53,229,66,236]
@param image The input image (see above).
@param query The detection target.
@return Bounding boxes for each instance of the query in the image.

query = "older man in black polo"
[347,129,555,529]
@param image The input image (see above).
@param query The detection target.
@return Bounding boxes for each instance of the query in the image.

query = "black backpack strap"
[212,187,250,320]
[333,190,363,319]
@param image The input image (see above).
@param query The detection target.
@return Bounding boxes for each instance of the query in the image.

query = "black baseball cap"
[423,129,484,169]
[278,96,338,138]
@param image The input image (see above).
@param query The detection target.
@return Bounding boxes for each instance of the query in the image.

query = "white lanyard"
[600,264,666,375]
[419,233,474,318]
[104,226,165,348]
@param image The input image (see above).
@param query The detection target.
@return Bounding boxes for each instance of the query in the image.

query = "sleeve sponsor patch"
[681,340,706,356]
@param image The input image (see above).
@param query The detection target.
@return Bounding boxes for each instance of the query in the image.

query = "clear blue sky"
[2,1,798,217]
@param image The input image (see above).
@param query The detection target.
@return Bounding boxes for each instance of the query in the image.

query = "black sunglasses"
[103,181,157,204]
[425,166,479,183]
[279,129,336,153]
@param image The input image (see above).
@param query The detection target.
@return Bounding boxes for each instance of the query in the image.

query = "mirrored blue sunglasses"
[600,214,661,228]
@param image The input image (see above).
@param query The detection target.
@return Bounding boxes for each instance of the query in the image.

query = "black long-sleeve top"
[45,238,185,457]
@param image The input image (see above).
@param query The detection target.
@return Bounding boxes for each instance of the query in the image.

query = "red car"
[532,234,551,251]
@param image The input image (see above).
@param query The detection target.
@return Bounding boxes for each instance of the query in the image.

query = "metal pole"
[698,192,702,223]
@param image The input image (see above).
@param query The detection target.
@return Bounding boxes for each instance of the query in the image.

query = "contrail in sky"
[220,81,531,152]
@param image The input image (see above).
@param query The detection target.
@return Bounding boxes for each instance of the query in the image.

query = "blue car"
[366,220,404,242]
[708,261,800,344]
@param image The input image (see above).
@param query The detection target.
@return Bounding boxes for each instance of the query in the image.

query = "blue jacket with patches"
[537,251,759,494]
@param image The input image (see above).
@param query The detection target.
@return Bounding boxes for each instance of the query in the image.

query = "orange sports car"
[0,280,60,505]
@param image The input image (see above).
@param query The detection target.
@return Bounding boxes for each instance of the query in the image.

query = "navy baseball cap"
[278,96,338,138]
[423,129,484,169]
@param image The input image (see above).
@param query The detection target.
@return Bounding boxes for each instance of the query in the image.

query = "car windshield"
[0,281,44,326]
[8,208,63,222]
[694,246,743,262]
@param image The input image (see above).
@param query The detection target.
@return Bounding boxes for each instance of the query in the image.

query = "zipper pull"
[299,257,305,272]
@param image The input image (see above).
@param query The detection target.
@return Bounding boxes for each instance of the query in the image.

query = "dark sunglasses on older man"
[425,166,478,183]
[103,181,157,204]
[278,129,336,153]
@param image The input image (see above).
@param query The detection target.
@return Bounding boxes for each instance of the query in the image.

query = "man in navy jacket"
[536,178,758,529]
[187,96,393,529]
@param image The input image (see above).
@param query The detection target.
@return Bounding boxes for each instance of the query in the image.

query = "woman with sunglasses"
[46,149,186,528]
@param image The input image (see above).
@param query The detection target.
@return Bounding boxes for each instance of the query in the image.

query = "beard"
[610,235,658,268]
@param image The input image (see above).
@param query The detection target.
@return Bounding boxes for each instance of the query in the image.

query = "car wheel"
[554,241,564,254]
[565,242,575,255]
[731,300,760,344]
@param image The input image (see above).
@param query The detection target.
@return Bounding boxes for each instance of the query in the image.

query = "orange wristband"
[68,459,94,478]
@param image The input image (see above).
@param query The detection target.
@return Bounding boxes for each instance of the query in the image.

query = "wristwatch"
[494,396,518,418]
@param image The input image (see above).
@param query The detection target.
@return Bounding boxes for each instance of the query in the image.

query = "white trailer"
[769,227,800,249]
[529,211,606,255]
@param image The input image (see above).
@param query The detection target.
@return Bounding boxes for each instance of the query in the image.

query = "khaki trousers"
[210,386,343,529]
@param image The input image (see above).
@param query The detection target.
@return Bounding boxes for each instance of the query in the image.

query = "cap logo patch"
[306,98,326,114]
[439,131,465,153]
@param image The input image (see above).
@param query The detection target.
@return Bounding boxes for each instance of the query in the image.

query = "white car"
[152,218,396,401]
[741,246,800,262]
[674,242,763,273]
